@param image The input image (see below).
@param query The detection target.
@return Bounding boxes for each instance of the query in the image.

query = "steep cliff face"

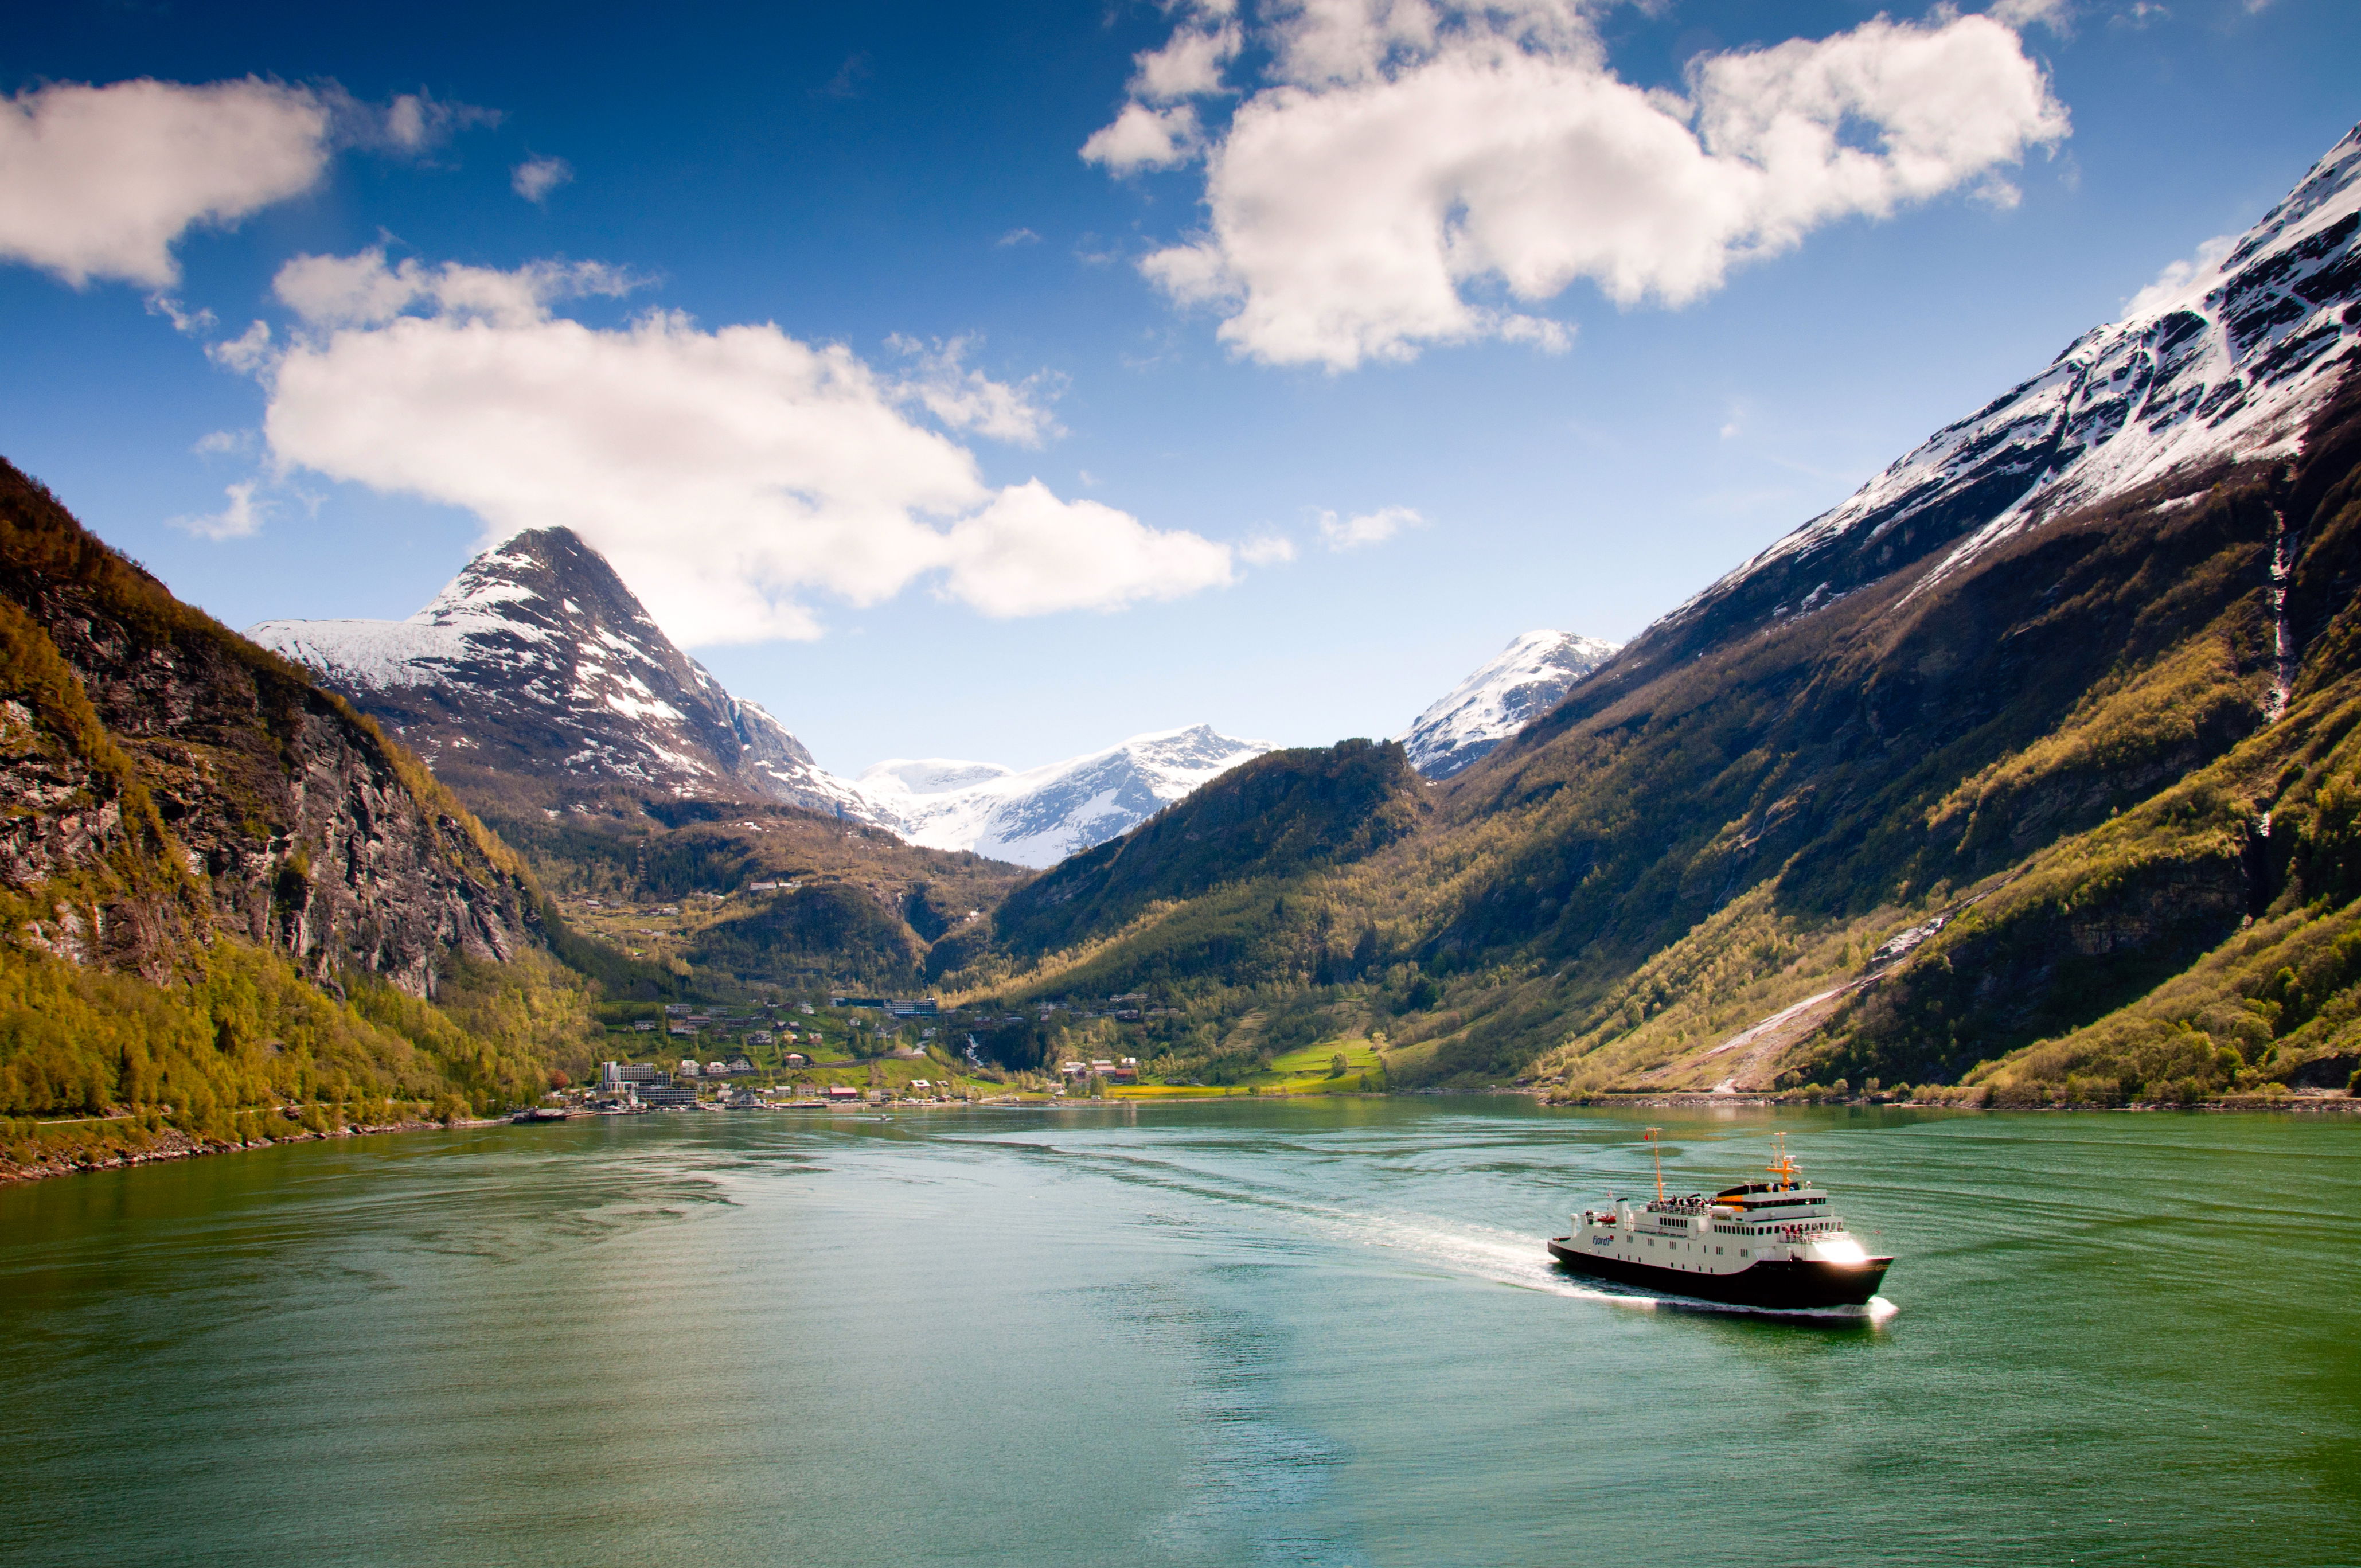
[0,459,540,996]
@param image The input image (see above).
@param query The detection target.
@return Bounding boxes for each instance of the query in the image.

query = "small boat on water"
[509,1106,571,1124]
[1547,1131,1894,1310]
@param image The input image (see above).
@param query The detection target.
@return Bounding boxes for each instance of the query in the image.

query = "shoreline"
[0,1114,504,1187]
[1544,1090,2361,1114]
[6,1087,2352,1187]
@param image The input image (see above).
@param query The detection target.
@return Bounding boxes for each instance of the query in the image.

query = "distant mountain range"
[1398,631,1618,778]
[857,726,1275,868]
[254,532,1288,868]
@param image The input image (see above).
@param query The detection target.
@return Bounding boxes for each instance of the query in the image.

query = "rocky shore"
[0,1113,502,1185]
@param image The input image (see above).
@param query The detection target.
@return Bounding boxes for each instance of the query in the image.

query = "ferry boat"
[1547,1132,1893,1310]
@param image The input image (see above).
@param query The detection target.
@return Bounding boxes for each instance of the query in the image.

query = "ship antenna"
[1767,1132,1801,1190]
[1644,1126,1665,1201]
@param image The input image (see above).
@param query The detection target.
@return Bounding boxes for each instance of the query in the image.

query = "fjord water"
[2,1103,2354,1567]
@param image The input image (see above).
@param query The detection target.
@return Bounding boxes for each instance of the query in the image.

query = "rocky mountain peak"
[250,529,876,819]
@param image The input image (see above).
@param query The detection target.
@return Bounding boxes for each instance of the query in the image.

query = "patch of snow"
[1399,631,1619,778]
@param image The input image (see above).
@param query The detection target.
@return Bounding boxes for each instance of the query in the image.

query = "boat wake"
[1305,1206,1898,1324]
[969,1136,1898,1325]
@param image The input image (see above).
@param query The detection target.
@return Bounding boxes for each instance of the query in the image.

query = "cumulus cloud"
[1318,505,1423,549]
[1238,534,1297,564]
[512,154,573,202]
[1082,102,1204,173]
[272,245,640,328]
[170,480,265,540]
[1088,3,2070,368]
[0,77,501,290]
[0,77,332,287]
[1132,22,1243,101]
[943,480,1234,615]
[232,250,1238,642]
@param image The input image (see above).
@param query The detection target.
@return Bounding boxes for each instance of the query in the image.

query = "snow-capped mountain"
[1400,630,1619,778]
[249,528,878,819]
[1659,121,2361,649]
[854,725,1274,868]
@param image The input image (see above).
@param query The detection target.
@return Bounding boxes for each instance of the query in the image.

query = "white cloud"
[1989,0,2074,31]
[146,293,216,334]
[885,334,1063,445]
[209,319,274,373]
[370,90,499,153]
[1081,102,1204,173]
[997,227,1041,246]
[236,251,1238,642]
[1238,534,1298,564]
[170,479,264,540]
[2120,233,2233,320]
[0,77,332,287]
[1132,23,1243,101]
[192,429,249,455]
[271,246,641,329]
[1094,5,2070,368]
[1319,505,1423,549]
[512,154,573,202]
[942,480,1234,615]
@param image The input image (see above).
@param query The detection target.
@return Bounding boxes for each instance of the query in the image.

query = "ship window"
[1739,1249,1750,1257]
[1716,1246,1723,1254]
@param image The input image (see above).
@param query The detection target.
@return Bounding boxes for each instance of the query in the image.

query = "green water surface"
[1,1100,2354,1567]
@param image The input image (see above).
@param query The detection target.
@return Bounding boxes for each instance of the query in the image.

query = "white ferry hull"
[1547,1236,1891,1310]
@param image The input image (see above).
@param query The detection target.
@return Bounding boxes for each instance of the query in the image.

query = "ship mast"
[1643,1125,1665,1200]
[1766,1133,1801,1190]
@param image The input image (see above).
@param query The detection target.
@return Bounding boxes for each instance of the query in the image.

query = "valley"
[7,121,2361,1181]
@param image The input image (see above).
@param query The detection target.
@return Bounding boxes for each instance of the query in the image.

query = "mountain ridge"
[941,119,2361,1107]
[857,723,1275,868]
[249,528,879,822]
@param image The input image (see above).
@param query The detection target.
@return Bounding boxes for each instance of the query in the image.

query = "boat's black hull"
[1548,1238,1891,1310]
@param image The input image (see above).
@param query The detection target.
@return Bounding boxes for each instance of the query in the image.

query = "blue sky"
[3,0,2356,774]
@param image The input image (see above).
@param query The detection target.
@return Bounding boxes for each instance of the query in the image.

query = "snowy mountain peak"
[1400,631,1619,779]
[856,724,1276,868]
[250,528,876,820]
[1658,119,2361,648]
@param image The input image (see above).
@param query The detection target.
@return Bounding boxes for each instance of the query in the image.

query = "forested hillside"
[0,460,606,1174]
[943,120,2361,1105]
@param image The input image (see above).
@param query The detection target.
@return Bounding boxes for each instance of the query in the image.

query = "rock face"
[1399,631,1618,779]
[855,724,1275,868]
[0,460,538,993]
[250,528,877,821]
